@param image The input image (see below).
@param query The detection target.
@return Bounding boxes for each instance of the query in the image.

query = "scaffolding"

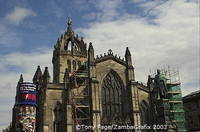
[149,66,186,131]
[159,66,187,132]
[70,69,91,131]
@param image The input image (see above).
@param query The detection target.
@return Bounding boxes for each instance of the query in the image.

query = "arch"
[73,43,79,52]
[101,70,125,124]
[66,40,72,51]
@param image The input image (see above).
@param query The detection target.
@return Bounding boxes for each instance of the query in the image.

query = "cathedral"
[35,18,149,132]
[11,18,186,132]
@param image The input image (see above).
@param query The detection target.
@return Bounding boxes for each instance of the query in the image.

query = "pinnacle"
[125,47,131,56]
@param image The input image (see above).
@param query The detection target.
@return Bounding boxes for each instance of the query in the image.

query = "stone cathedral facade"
[9,18,187,132]
[32,18,150,132]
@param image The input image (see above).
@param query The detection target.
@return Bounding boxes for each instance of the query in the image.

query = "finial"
[108,49,113,55]
[88,42,94,62]
[43,66,50,81]
[88,42,93,51]
[125,47,131,56]
[19,74,23,83]
[157,69,161,75]
[67,17,72,27]
[33,65,43,84]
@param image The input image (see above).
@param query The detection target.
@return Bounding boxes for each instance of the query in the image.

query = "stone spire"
[33,65,43,84]
[16,74,23,96]
[88,42,94,62]
[18,74,23,83]
[125,47,132,66]
[43,67,50,83]
[66,17,74,35]
[67,16,72,27]
[125,47,135,81]
[125,47,131,56]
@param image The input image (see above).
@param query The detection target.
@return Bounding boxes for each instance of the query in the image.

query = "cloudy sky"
[0,0,199,130]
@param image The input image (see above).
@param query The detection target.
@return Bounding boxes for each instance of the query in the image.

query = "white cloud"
[132,0,145,3]
[82,12,97,21]
[0,0,199,130]
[77,0,199,96]
[0,50,52,130]
[49,0,63,18]
[0,23,22,47]
[5,7,36,25]
[84,0,125,21]
[95,0,122,20]
[138,0,170,14]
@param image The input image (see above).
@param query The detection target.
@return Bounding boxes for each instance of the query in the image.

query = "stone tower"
[52,17,87,83]
[34,18,151,132]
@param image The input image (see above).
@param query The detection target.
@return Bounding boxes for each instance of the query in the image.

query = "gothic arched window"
[65,40,72,51]
[101,70,125,123]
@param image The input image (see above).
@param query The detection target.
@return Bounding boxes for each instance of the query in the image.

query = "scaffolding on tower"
[155,66,187,132]
[70,66,92,131]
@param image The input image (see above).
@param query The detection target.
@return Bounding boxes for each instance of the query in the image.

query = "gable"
[95,55,126,66]
[95,59,127,87]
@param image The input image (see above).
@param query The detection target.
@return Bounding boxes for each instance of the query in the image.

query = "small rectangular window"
[67,60,71,72]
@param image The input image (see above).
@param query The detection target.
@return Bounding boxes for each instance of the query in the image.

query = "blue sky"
[0,0,169,54]
[0,0,199,130]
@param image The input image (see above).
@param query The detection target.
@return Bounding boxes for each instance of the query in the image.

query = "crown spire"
[67,16,72,27]
[66,16,74,36]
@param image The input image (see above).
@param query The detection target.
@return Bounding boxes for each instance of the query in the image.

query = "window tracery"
[101,70,125,123]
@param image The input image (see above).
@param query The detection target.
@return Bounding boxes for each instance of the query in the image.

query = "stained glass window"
[101,70,124,121]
